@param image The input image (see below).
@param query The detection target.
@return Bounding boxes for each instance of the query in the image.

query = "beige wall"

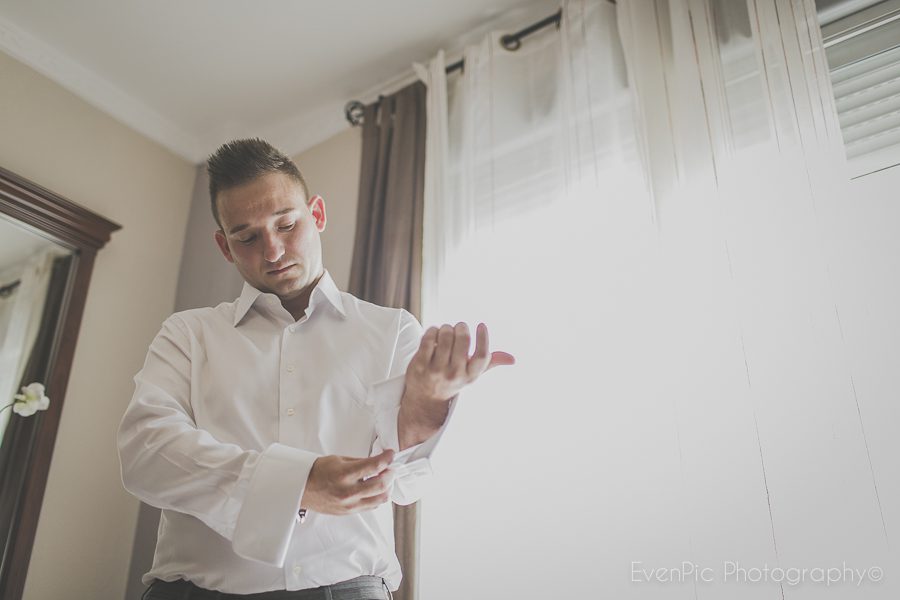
[293,127,362,290]
[0,51,195,599]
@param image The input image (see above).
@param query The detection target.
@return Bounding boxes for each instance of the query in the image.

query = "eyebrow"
[228,208,296,235]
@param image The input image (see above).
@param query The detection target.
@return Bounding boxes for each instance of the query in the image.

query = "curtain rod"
[344,1,616,126]
[444,8,563,75]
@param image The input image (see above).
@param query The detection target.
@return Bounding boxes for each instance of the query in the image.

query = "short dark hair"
[206,138,310,228]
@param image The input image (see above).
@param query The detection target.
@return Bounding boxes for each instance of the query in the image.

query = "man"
[117,138,513,599]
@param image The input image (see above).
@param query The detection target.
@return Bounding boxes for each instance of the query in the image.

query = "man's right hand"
[300,449,396,515]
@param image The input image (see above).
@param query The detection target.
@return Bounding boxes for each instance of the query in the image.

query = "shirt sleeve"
[369,310,456,505]
[116,315,317,567]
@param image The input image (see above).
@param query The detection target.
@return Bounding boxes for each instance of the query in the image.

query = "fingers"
[449,322,470,374]
[304,453,397,516]
[359,465,395,491]
[466,322,491,378]
[425,322,514,379]
[432,324,455,368]
[487,350,516,371]
[345,461,395,512]
[412,326,438,368]
[355,490,392,511]
[428,323,469,374]
[349,449,395,481]
[415,321,514,392]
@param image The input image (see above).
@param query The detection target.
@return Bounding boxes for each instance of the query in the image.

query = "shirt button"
[286,408,295,416]
[286,365,295,373]
[288,325,296,333]
[293,565,303,575]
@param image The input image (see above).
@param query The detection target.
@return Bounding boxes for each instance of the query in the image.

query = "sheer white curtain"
[0,248,59,438]
[418,0,897,598]
[418,1,656,598]
[618,1,896,596]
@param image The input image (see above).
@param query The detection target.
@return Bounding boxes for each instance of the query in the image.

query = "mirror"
[0,166,119,600]
[0,221,73,443]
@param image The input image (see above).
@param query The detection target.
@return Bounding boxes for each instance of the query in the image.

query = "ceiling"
[0,0,558,164]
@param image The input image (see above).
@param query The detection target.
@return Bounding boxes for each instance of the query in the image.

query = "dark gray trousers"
[142,575,392,600]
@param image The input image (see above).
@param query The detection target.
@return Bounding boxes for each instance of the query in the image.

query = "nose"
[262,232,284,263]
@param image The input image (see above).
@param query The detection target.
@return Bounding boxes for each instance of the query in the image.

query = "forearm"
[397,388,451,450]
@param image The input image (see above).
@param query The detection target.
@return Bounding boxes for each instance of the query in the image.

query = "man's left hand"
[399,322,514,448]
[406,322,514,403]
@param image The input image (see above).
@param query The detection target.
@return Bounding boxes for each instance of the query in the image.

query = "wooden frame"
[0,165,120,600]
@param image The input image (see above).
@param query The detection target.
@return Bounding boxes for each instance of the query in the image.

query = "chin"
[271,278,306,297]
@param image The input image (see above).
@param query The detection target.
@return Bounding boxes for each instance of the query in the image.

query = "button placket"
[279,330,295,439]
[284,334,295,415]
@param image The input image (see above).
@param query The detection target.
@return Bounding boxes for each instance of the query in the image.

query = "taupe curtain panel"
[349,81,426,318]
[348,80,426,600]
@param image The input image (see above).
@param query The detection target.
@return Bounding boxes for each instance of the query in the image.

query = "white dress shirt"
[117,271,446,594]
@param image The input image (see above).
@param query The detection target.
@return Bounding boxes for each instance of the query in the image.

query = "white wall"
[0,50,195,600]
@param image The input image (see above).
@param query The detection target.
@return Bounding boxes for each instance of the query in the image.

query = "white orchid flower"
[9,382,51,417]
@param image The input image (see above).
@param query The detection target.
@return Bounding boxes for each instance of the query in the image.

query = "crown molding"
[0,15,205,163]
[0,8,411,164]
[0,11,421,164]
[0,0,556,164]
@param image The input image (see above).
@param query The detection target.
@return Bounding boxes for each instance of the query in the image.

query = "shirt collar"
[232,269,346,326]
[309,270,347,318]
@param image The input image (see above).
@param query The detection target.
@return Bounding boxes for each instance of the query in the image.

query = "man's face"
[213,171,326,300]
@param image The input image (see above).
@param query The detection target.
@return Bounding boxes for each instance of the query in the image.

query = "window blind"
[822,0,900,175]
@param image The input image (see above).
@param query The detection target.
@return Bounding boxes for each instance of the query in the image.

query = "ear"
[308,195,327,232]
[214,229,235,263]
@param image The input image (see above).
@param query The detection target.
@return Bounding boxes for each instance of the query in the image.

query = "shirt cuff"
[371,376,407,453]
[369,375,460,505]
[231,442,319,566]
[370,375,458,462]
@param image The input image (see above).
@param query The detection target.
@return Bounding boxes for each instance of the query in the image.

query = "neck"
[280,271,324,321]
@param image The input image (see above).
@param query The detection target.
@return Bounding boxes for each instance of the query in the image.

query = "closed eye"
[235,220,295,245]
